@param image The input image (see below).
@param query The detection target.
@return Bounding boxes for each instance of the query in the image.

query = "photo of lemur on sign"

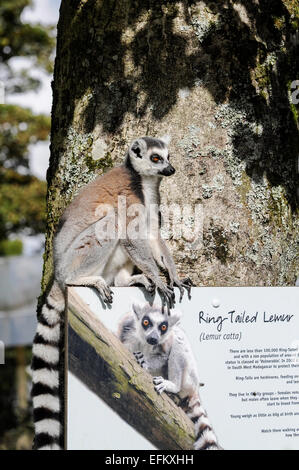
[67,286,299,450]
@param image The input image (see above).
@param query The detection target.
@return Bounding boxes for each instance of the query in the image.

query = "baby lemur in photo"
[31,136,192,449]
[118,303,221,450]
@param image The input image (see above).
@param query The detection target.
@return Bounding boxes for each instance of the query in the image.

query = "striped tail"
[187,395,221,450]
[31,281,65,450]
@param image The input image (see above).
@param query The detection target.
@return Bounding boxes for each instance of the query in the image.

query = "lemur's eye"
[161,324,167,332]
[151,154,161,163]
[143,319,149,326]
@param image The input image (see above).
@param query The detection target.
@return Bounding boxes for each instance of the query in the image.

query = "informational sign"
[67,287,299,450]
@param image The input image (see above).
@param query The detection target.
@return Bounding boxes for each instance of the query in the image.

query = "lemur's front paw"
[146,279,156,295]
[172,277,193,302]
[153,376,167,394]
[157,283,175,313]
[95,281,114,304]
[133,352,149,370]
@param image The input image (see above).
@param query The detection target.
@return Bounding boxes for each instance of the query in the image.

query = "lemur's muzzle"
[147,332,159,345]
[159,164,176,176]
[147,337,158,345]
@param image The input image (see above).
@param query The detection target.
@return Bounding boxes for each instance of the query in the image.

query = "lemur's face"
[128,136,175,177]
[133,304,180,347]
[140,311,169,346]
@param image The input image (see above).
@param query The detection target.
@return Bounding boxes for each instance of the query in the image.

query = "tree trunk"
[68,287,195,450]
[43,0,299,294]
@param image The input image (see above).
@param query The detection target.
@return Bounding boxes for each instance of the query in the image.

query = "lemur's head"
[132,302,181,346]
[127,136,175,177]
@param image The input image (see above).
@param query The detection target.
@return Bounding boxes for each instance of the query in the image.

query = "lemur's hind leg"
[114,263,155,294]
[128,275,155,293]
[58,220,118,304]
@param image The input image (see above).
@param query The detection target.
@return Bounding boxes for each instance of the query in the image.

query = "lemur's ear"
[131,142,141,157]
[130,139,145,158]
[132,302,143,319]
[160,134,171,146]
[168,310,181,326]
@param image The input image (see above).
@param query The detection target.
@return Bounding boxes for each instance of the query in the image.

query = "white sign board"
[67,287,299,450]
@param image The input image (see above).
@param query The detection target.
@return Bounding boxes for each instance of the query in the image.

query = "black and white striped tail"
[187,396,221,450]
[31,281,65,450]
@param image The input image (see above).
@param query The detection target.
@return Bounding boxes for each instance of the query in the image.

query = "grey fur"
[54,136,192,309]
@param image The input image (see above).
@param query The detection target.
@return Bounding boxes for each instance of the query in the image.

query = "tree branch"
[67,287,195,450]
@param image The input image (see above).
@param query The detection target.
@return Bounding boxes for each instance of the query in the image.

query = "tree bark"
[67,287,195,450]
[42,0,298,296]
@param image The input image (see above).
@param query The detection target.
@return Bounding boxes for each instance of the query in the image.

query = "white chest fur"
[141,177,160,234]
[141,176,160,209]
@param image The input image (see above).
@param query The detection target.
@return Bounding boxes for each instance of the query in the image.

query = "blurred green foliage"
[0,169,47,240]
[0,238,23,256]
[0,0,55,244]
[0,105,51,169]
[0,0,55,91]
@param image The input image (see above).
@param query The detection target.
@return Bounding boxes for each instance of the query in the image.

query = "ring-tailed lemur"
[117,303,221,450]
[32,136,192,450]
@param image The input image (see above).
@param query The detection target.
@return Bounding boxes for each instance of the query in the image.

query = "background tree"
[43,0,298,294]
[0,0,55,251]
[0,0,55,450]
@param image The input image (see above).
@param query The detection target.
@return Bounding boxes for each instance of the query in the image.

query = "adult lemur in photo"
[31,136,192,449]
[118,303,221,451]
